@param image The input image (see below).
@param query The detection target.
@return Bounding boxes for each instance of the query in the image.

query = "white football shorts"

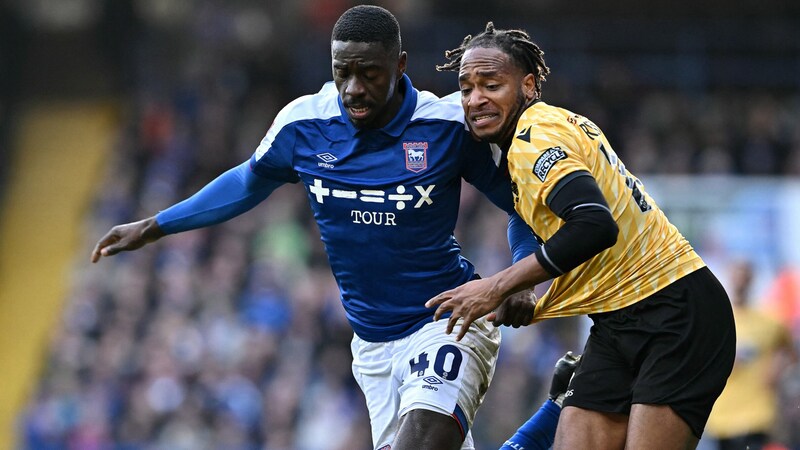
[351,317,501,450]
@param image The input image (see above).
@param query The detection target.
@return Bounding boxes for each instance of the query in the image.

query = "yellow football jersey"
[706,306,791,438]
[508,101,706,320]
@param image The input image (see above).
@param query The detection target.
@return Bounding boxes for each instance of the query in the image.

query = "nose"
[344,76,366,98]
[467,89,486,108]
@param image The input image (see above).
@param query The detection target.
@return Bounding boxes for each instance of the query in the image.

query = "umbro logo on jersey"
[316,152,337,162]
[422,376,441,391]
[316,152,338,169]
[423,376,443,385]
[533,146,567,181]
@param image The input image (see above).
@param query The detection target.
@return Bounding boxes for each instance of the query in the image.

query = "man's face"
[332,40,407,129]
[458,46,534,145]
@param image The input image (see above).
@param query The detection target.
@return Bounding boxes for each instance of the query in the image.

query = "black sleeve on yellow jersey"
[534,171,619,277]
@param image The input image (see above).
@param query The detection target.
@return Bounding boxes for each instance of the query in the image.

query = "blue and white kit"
[155,74,536,449]
[158,74,534,342]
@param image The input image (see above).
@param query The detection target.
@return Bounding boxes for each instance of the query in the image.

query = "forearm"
[499,399,561,450]
[156,161,282,234]
[486,252,553,299]
[507,212,539,264]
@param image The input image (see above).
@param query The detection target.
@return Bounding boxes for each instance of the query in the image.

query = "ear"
[522,73,537,100]
[397,51,408,76]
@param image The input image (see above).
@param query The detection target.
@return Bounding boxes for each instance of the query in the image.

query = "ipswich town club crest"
[404,141,428,173]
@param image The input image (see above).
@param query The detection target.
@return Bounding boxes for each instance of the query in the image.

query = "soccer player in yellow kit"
[427,23,737,449]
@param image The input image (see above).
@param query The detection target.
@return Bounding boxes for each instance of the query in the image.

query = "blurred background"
[0,0,799,449]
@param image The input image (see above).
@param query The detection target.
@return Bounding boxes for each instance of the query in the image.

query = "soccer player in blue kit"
[91,5,539,450]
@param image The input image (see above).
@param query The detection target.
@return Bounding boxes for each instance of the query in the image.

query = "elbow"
[597,216,619,251]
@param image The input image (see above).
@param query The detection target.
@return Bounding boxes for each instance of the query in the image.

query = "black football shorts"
[562,266,736,438]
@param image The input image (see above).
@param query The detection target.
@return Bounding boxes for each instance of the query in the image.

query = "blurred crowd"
[12,0,800,449]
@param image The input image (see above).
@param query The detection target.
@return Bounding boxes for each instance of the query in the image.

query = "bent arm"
[487,172,619,296]
[426,172,619,339]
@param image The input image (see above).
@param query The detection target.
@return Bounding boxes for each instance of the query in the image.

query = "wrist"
[493,255,543,298]
[550,393,566,408]
[141,217,166,241]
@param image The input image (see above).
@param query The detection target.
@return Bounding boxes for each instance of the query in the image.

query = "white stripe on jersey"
[254,82,340,161]
[412,91,500,167]
[411,91,468,128]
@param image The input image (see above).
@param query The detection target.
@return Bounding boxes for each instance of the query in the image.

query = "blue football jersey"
[250,74,515,342]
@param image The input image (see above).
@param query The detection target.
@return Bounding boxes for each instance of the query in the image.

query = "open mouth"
[348,106,371,120]
[471,112,499,127]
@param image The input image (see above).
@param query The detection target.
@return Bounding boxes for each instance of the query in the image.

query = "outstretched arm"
[91,161,283,262]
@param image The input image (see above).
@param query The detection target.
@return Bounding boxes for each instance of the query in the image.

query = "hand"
[425,277,504,342]
[90,217,165,263]
[549,351,581,407]
[487,289,537,327]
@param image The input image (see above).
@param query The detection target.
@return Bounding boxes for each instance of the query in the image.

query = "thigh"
[395,317,501,450]
[630,267,736,438]
[553,406,628,450]
[393,409,463,450]
[351,335,401,449]
[627,404,699,450]
[562,322,635,415]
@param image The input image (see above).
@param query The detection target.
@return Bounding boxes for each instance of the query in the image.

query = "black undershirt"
[533,171,619,277]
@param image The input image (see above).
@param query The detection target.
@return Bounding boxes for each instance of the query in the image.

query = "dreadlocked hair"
[436,22,550,98]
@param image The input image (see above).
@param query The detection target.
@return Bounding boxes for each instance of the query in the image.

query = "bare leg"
[392,409,463,450]
[627,404,699,450]
[553,406,628,450]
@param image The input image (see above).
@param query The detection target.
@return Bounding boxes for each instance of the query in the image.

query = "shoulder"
[513,102,589,152]
[411,90,468,127]
[255,83,341,161]
[519,102,574,131]
[274,82,341,127]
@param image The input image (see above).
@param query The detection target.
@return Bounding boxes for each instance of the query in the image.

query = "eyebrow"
[333,60,381,68]
[459,69,500,82]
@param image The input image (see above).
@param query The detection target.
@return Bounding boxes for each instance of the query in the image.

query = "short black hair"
[437,22,549,98]
[331,5,401,54]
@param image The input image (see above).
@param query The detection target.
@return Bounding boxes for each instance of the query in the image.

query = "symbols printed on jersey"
[565,389,574,398]
[378,445,391,450]
[308,179,435,210]
[389,185,413,210]
[516,126,532,143]
[404,141,428,173]
[533,147,567,181]
[414,185,434,208]
[316,152,338,169]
